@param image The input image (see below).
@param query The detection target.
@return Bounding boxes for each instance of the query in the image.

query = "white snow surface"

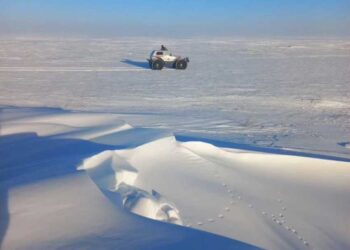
[0,38,349,158]
[1,108,260,250]
[1,38,350,249]
[1,107,350,250]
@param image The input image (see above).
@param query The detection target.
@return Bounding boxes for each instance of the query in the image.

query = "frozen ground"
[0,38,350,249]
[0,38,349,157]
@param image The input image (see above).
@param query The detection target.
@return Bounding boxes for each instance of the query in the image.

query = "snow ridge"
[79,150,183,225]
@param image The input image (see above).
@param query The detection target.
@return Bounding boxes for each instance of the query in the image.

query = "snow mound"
[78,132,350,250]
[79,149,183,225]
[2,107,350,250]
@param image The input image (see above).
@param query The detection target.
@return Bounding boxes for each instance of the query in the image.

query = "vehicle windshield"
[151,50,170,58]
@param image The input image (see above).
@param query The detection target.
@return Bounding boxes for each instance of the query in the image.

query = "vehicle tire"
[175,59,187,70]
[152,59,164,70]
[148,60,152,68]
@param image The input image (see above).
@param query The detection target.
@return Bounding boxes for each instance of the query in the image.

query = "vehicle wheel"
[152,59,164,70]
[148,60,152,68]
[175,59,187,70]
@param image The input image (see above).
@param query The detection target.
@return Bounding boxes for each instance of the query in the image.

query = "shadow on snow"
[176,135,350,163]
[121,59,150,69]
[0,131,261,250]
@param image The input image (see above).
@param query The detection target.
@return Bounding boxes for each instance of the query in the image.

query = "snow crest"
[80,131,350,250]
[79,149,183,225]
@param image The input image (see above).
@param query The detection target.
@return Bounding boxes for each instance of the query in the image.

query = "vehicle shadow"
[121,59,149,69]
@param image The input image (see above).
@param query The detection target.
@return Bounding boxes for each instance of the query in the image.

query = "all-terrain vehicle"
[148,45,189,70]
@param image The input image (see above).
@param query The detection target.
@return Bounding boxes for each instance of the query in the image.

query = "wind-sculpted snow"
[1,107,350,249]
[0,107,261,250]
[78,150,183,225]
[66,108,349,249]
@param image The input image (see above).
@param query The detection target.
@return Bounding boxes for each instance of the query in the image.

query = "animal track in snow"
[184,163,315,250]
[256,197,314,249]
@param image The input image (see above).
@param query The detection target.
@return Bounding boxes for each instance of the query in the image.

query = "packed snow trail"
[0,66,148,72]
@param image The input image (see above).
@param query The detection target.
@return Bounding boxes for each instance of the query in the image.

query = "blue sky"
[1,0,350,37]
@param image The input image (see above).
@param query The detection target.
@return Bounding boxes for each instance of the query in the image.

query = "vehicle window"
[156,51,163,55]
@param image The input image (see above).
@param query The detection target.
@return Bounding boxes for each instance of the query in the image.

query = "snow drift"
[0,107,260,250]
[78,150,183,225]
[79,134,350,250]
[2,107,348,249]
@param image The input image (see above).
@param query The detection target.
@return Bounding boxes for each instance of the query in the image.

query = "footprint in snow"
[276,220,283,225]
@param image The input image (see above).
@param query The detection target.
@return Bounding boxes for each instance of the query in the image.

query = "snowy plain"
[1,38,350,157]
[0,38,350,249]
